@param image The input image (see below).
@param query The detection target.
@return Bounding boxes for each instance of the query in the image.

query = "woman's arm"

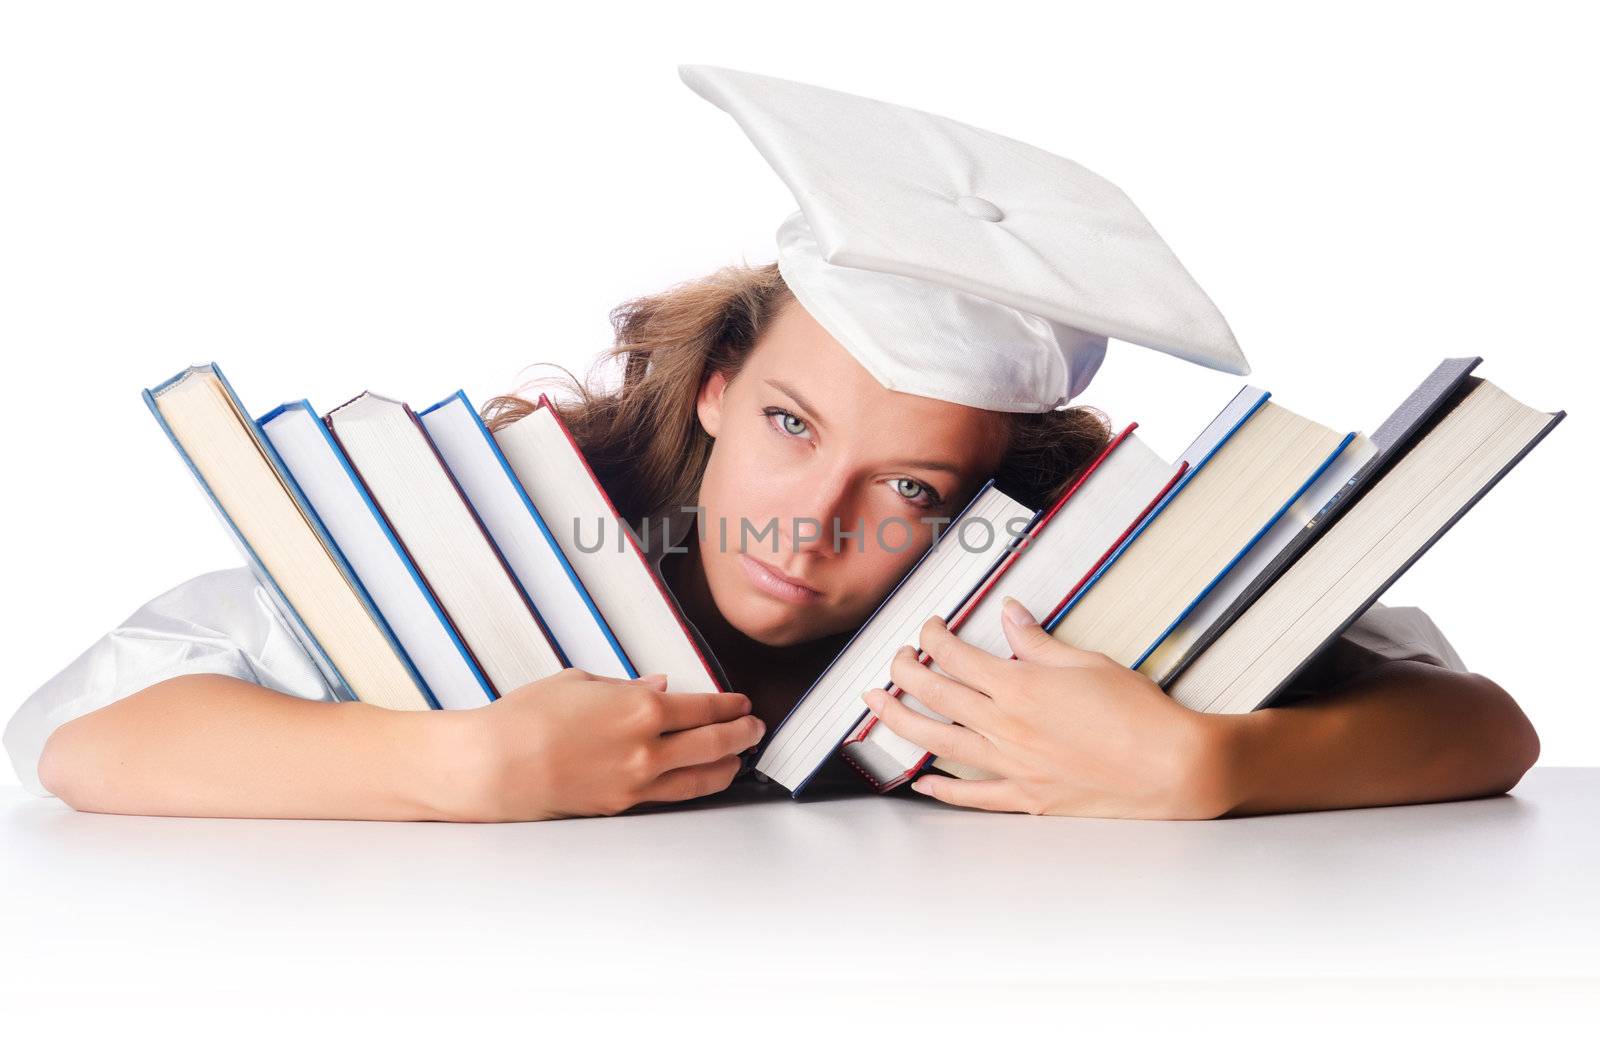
[39,673,478,820]
[862,599,1538,819]
[1217,658,1538,816]
[39,669,761,822]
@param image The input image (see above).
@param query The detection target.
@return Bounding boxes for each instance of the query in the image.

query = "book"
[835,386,1359,791]
[143,364,434,711]
[324,391,566,696]
[1043,388,1357,669]
[491,394,724,694]
[752,481,1037,795]
[1140,357,1480,687]
[837,425,1188,792]
[418,391,635,681]
[259,399,495,709]
[1167,372,1564,715]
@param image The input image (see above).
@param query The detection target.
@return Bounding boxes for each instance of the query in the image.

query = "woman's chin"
[724,593,829,648]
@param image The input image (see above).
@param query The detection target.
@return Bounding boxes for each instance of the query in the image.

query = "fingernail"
[751,717,766,737]
[1002,596,1032,627]
[861,688,880,707]
[911,777,931,795]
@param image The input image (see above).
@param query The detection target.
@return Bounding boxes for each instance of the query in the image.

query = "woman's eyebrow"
[899,457,963,475]
[765,378,828,429]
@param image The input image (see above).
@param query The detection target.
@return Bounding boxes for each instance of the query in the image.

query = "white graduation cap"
[680,64,1251,413]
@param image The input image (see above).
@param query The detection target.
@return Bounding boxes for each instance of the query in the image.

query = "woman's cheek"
[829,539,924,620]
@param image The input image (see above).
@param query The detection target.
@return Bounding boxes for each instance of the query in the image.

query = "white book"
[326,392,565,696]
[418,391,633,680]
[1169,377,1564,715]
[260,400,495,709]
[754,483,1035,794]
[1136,432,1378,685]
[492,397,722,694]
[143,365,432,711]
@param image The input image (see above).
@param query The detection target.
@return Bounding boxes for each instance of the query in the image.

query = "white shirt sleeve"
[3,567,337,798]
[1266,598,1470,708]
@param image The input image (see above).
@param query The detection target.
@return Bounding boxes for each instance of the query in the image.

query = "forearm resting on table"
[37,674,483,821]
[1216,660,1540,817]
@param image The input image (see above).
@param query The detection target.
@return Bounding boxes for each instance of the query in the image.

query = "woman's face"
[694,297,1007,647]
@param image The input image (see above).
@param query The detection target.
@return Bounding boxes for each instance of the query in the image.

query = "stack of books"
[146,358,1562,802]
[143,364,723,711]
[754,358,1563,795]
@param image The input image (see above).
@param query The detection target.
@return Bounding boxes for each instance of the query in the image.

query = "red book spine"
[533,394,726,692]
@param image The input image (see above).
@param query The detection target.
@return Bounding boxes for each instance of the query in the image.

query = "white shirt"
[4,568,340,797]
[4,518,1468,799]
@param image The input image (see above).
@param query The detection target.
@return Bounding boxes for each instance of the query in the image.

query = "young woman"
[5,262,1540,822]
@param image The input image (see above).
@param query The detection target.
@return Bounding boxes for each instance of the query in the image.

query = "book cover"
[1154,357,1484,688]
[144,364,434,707]
[528,393,726,692]
[258,398,494,708]
[419,391,635,680]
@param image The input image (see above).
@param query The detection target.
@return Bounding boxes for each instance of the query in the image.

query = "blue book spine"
[1044,390,1273,632]
[419,390,637,679]
[259,399,496,708]
[1128,430,1359,670]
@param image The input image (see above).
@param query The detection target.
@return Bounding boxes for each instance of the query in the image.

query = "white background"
[2,0,1594,790]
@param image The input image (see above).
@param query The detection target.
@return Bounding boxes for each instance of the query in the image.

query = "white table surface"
[3,767,1596,1046]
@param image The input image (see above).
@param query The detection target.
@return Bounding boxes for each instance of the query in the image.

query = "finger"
[909,773,1027,813]
[571,669,669,689]
[636,754,742,805]
[654,690,753,732]
[888,644,999,733]
[1001,596,1100,667]
[862,688,1003,775]
[917,614,1010,696]
[657,713,765,770]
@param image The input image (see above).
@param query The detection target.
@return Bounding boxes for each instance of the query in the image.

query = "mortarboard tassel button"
[955,195,1004,222]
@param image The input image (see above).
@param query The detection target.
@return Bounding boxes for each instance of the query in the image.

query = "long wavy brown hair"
[481,262,1112,530]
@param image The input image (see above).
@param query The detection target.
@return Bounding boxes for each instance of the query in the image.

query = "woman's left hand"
[863,597,1241,819]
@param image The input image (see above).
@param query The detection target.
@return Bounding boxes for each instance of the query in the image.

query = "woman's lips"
[738,552,822,603]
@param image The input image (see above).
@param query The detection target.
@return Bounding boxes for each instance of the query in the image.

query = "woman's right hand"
[450,668,763,822]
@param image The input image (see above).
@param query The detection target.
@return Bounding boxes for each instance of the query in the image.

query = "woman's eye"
[891,478,942,508]
[763,407,811,439]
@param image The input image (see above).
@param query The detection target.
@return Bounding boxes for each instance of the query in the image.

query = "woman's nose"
[784,472,857,554]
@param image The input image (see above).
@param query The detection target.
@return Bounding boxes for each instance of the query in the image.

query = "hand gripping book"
[850,386,1358,789]
[753,481,1037,795]
[838,425,1186,792]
